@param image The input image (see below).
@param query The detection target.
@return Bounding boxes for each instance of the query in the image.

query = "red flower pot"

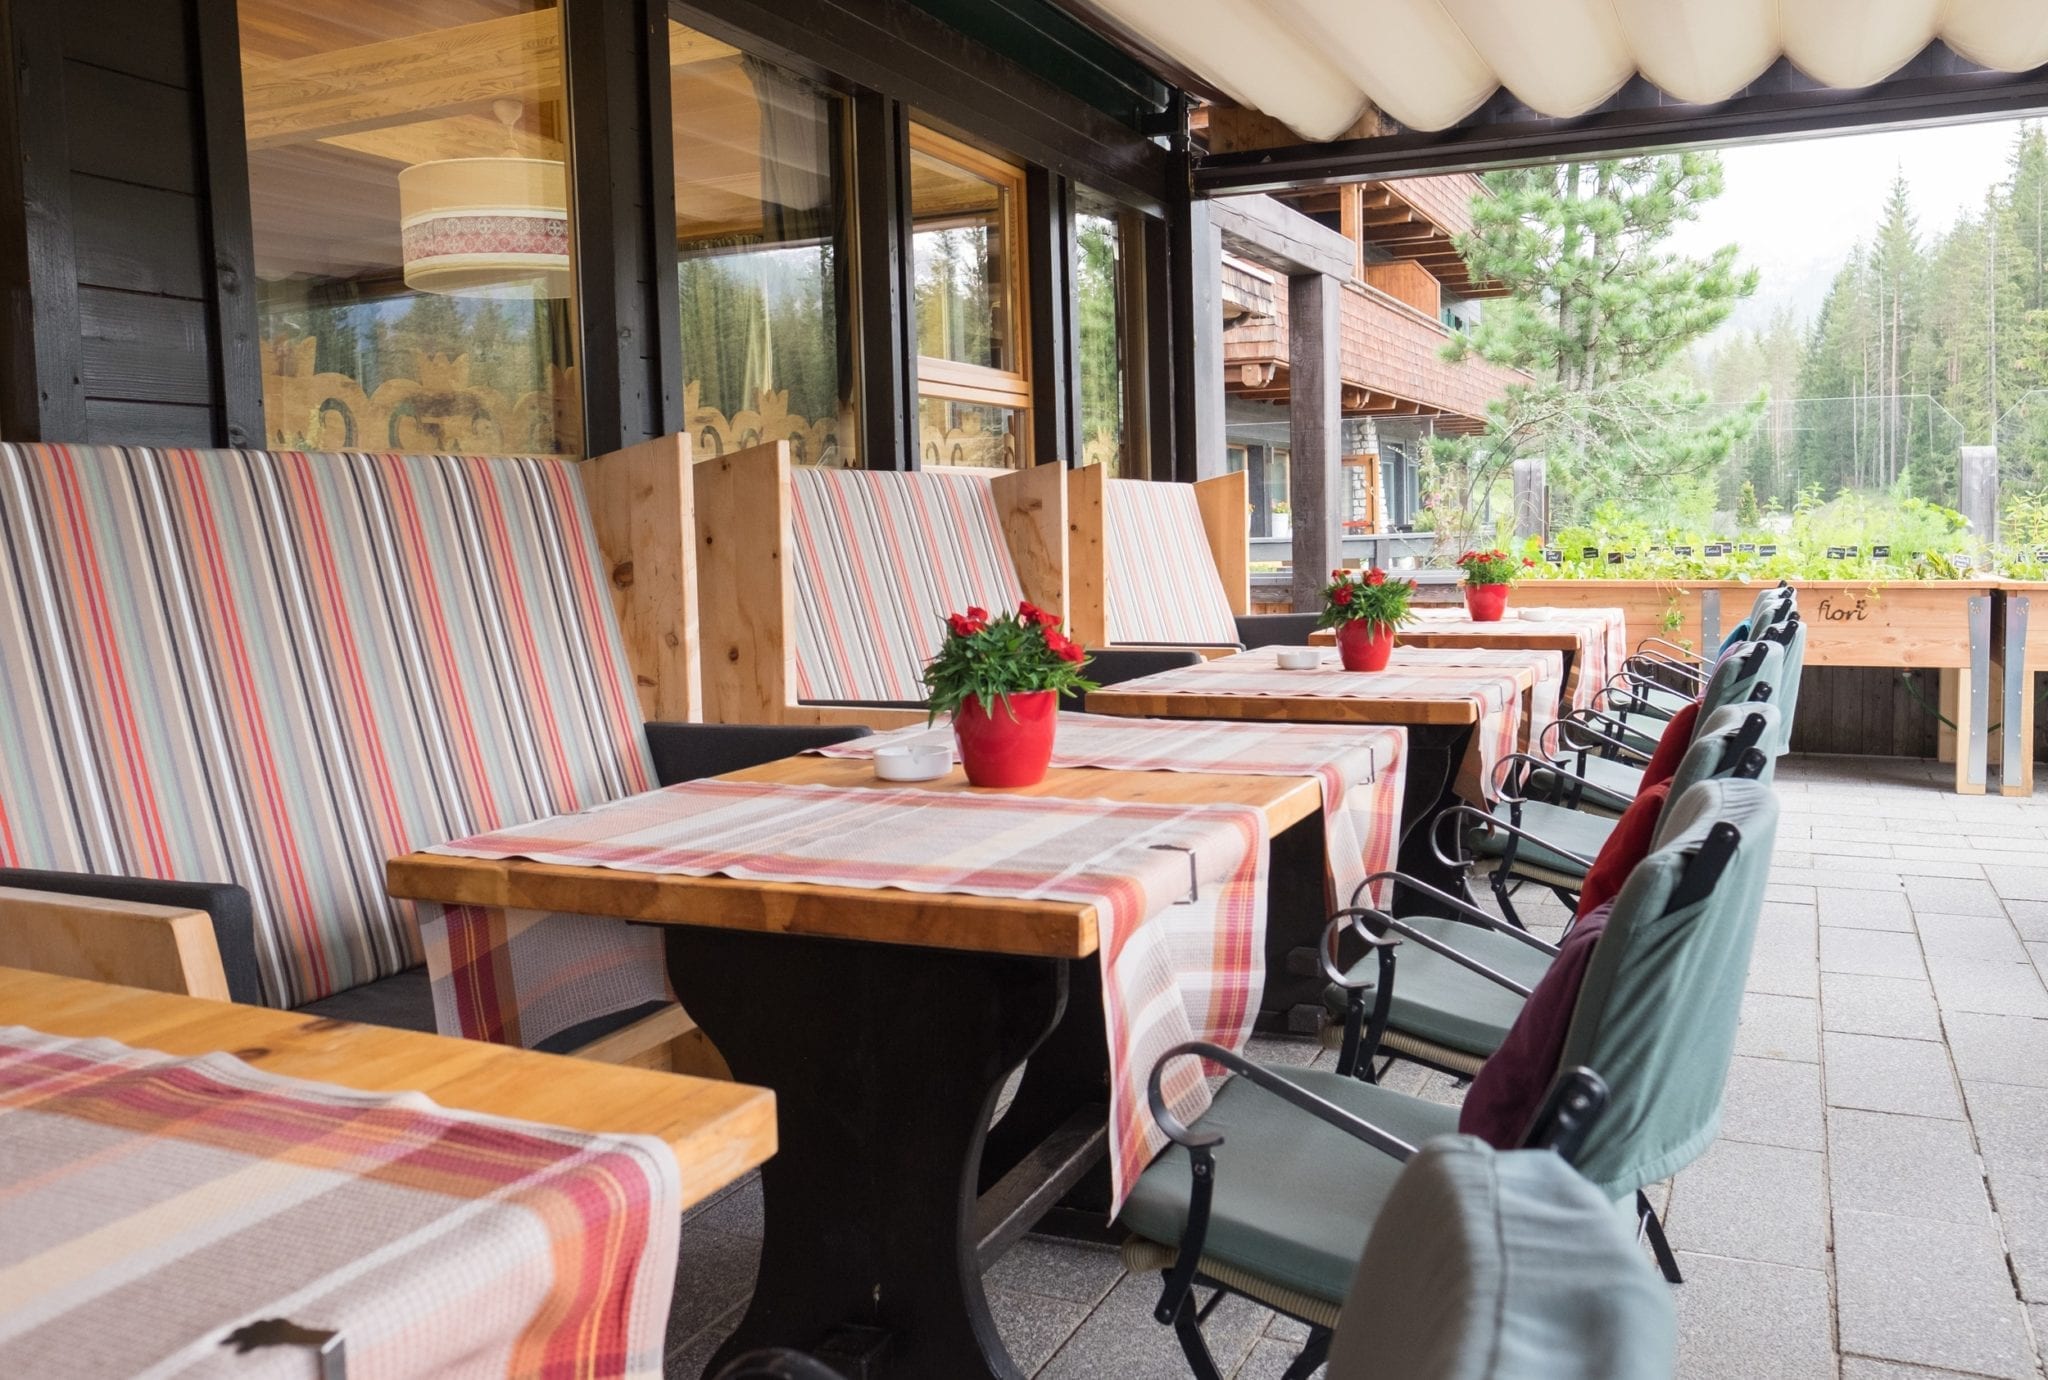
[1464,583,1510,622]
[1335,620,1396,672]
[953,690,1058,787]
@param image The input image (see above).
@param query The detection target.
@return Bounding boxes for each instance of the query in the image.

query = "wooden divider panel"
[1194,469,1250,617]
[585,433,700,723]
[694,441,795,724]
[992,460,1070,620]
[0,888,230,1000]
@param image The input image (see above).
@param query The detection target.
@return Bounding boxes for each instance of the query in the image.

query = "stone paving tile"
[990,1287,1093,1375]
[985,1238,1127,1307]
[1773,867,1904,893]
[1038,1273,1270,1380]
[1841,1360,2022,1379]
[1820,927,1929,980]
[1764,881,1820,905]
[1986,1168,2048,1304]
[1821,972,1945,1041]
[2004,899,2048,942]
[1945,1013,2048,1087]
[1736,991,1822,1062]
[1718,1054,1827,1151]
[1230,1337,1325,1380]
[1833,1209,2038,1380]
[1823,1032,1964,1119]
[1984,864,2048,901]
[1917,912,2030,962]
[1826,1108,1991,1227]
[1818,886,1915,931]
[1924,955,2048,1018]
[1913,879,2015,918]
[1664,1138,1828,1268]
[1963,1080,2048,1181]
[1672,1253,1834,1380]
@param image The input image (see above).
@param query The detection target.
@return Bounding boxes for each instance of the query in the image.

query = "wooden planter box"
[1526,578,1997,792]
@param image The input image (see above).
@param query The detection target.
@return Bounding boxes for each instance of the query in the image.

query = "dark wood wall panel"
[83,398,214,448]
[60,64,198,194]
[61,0,192,81]
[2,0,244,445]
[78,287,213,404]
[69,176,207,297]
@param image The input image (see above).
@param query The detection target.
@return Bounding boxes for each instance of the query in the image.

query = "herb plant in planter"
[1454,548,1532,621]
[923,602,1096,787]
[1318,567,1416,672]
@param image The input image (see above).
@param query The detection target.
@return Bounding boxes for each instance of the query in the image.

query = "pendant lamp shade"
[397,156,572,300]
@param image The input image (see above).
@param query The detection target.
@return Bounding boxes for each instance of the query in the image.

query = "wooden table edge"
[387,854,1104,960]
[0,966,775,1209]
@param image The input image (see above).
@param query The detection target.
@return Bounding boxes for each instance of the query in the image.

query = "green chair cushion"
[1322,917,1554,1058]
[1121,1069,1460,1307]
[1330,1136,1678,1380]
[1468,799,1618,879]
[1528,754,1643,813]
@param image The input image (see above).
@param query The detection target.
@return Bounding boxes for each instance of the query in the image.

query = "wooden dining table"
[388,755,1327,1380]
[1084,648,1547,907]
[1308,605,1624,706]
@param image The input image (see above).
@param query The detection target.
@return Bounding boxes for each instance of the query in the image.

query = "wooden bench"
[0,437,727,1067]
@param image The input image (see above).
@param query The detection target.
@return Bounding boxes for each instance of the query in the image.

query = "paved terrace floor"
[664,755,2048,1379]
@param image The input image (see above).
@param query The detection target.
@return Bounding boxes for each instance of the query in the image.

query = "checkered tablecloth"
[429,780,1270,1211]
[0,1028,680,1380]
[1407,606,1627,710]
[1095,646,1560,802]
[816,714,1406,907]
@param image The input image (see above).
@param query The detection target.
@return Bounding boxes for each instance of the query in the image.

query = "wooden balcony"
[1222,257,1525,433]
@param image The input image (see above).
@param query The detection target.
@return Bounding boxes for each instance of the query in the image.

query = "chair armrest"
[1352,870,1559,956]
[644,721,874,786]
[1341,908,1536,998]
[1429,804,1597,874]
[0,868,262,1004]
[1144,1039,1417,1163]
[1234,612,1321,648]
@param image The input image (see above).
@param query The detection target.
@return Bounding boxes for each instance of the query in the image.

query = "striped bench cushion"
[1105,478,1240,645]
[790,467,1026,702]
[0,444,663,1026]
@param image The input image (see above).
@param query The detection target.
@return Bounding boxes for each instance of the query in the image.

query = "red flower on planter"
[1018,600,1062,629]
[1365,567,1387,586]
[947,612,986,638]
[967,606,989,623]
[1331,584,1353,604]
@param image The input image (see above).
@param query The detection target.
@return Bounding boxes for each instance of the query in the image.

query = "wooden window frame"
[908,122,1032,466]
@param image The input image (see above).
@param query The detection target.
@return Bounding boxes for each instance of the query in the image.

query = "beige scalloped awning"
[1079,0,2048,140]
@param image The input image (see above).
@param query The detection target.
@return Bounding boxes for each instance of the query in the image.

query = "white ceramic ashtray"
[1275,648,1323,670]
[1515,607,1554,622]
[873,742,954,781]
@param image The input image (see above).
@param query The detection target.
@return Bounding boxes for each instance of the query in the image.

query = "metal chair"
[1118,777,1779,1379]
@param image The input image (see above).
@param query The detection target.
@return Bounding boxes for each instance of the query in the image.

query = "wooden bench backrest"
[0,440,689,1016]
[694,443,1068,723]
[1067,465,1248,646]
[0,887,230,1000]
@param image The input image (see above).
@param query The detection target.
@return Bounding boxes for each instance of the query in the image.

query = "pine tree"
[1437,153,1761,531]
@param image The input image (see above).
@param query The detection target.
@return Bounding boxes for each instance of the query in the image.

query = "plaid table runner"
[429,781,1270,1212]
[1407,606,1627,710]
[0,1028,680,1380]
[1098,646,1561,801]
[814,714,1406,907]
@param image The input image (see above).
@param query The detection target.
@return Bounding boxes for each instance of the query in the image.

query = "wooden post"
[1960,446,1998,544]
[1287,270,1342,611]
[1512,457,1547,543]
[1026,167,1081,467]
[1182,197,1227,480]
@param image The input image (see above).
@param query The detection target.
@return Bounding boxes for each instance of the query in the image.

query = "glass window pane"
[240,0,581,457]
[672,25,856,467]
[911,137,1019,374]
[918,398,1021,470]
[1076,201,1127,475]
